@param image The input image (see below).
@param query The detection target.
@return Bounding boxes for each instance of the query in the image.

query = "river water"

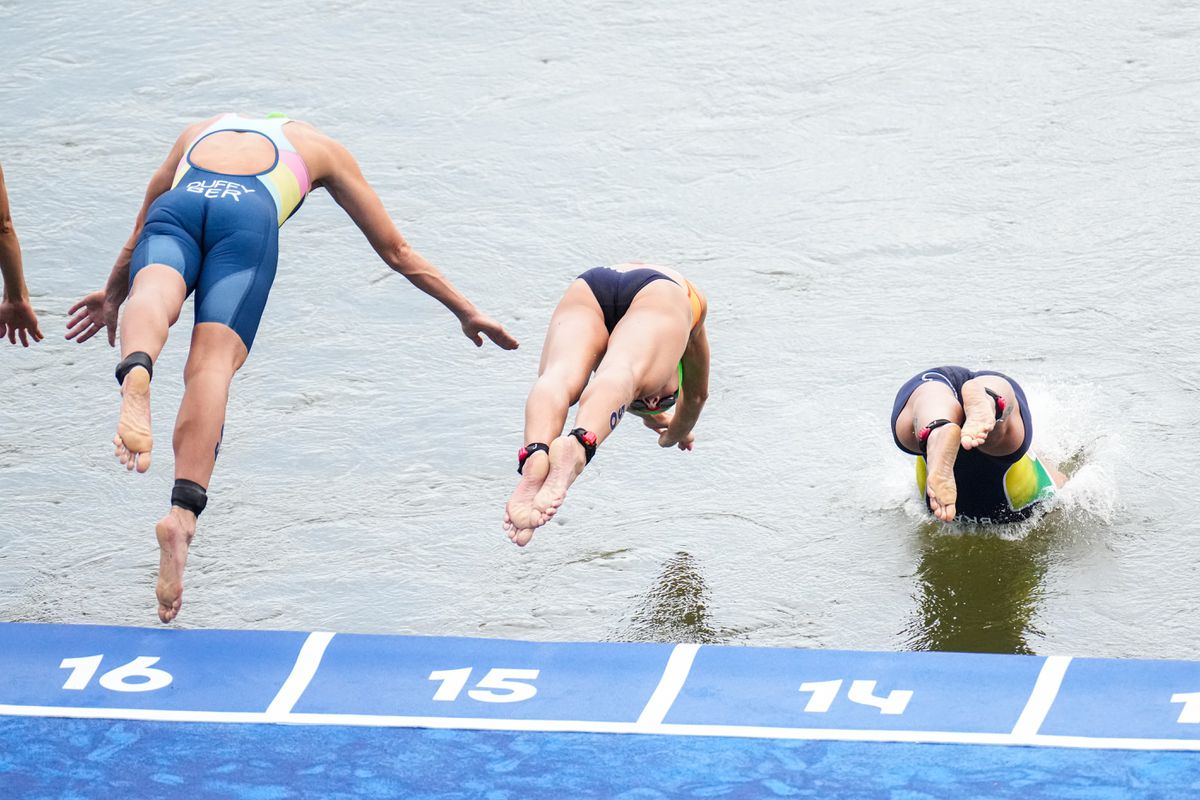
[1,0,1197,660]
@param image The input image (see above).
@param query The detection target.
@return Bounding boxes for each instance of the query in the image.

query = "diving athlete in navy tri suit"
[503,263,710,546]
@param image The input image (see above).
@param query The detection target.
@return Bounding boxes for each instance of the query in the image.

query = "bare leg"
[155,323,247,623]
[505,365,585,543]
[533,284,689,521]
[114,265,186,473]
[528,366,636,522]
[505,281,606,543]
[960,376,1025,455]
[895,381,966,523]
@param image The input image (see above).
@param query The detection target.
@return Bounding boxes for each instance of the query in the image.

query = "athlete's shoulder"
[159,116,223,167]
[193,113,228,128]
[279,117,318,134]
[179,115,223,140]
[279,122,354,187]
[279,120,346,154]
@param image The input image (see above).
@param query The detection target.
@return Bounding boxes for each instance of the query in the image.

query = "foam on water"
[1022,382,1124,529]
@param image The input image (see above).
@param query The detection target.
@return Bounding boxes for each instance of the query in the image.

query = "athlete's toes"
[534,494,562,516]
[929,495,945,521]
[159,593,182,623]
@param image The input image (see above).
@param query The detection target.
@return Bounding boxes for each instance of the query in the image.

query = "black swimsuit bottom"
[577,267,678,334]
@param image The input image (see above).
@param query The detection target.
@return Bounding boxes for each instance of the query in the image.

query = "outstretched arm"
[661,321,710,447]
[0,163,43,345]
[0,164,28,299]
[318,140,517,349]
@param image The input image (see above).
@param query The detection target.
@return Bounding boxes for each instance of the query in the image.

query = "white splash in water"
[1023,381,1124,527]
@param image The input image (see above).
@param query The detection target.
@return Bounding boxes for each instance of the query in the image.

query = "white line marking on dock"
[1011,655,1072,739]
[636,643,700,728]
[265,631,335,719]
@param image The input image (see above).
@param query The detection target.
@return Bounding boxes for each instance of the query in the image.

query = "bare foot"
[155,507,197,623]
[502,509,538,547]
[532,435,588,519]
[501,484,552,546]
[115,366,152,472]
[925,422,961,522]
[504,453,554,546]
[960,382,999,451]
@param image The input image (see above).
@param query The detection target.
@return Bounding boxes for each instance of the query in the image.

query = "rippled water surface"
[1,0,1198,659]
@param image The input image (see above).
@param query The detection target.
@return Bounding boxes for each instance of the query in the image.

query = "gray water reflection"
[903,523,1055,655]
[1,0,1199,660]
[618,551,738,645]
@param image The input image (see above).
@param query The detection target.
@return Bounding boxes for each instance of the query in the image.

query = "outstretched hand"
[659,429,695,451]
[641,411,695,451]
[0,298,44,346]
[640,411,671,434]
[460,310,518,350]
[66,290,119,346]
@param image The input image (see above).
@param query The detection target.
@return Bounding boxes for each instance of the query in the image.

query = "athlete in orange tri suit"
[503,262,709,546]
[66,113,518,622]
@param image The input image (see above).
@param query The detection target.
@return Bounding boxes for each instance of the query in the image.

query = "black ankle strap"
[517,442,549,474]
[568,428,598,464]
[985,387,1007,421]
[171,479,208,517]
[917,419,954,454]
[115,351,153,386]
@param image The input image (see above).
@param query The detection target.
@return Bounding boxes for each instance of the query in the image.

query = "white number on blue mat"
[799,679,912,715]
[847,680,913,714]
[1171,692,1200,723]
[59,655,174,692]
[428,668,540,703]
[59,656,105,690]
[428,668,473,701]
[797,680,841,712]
